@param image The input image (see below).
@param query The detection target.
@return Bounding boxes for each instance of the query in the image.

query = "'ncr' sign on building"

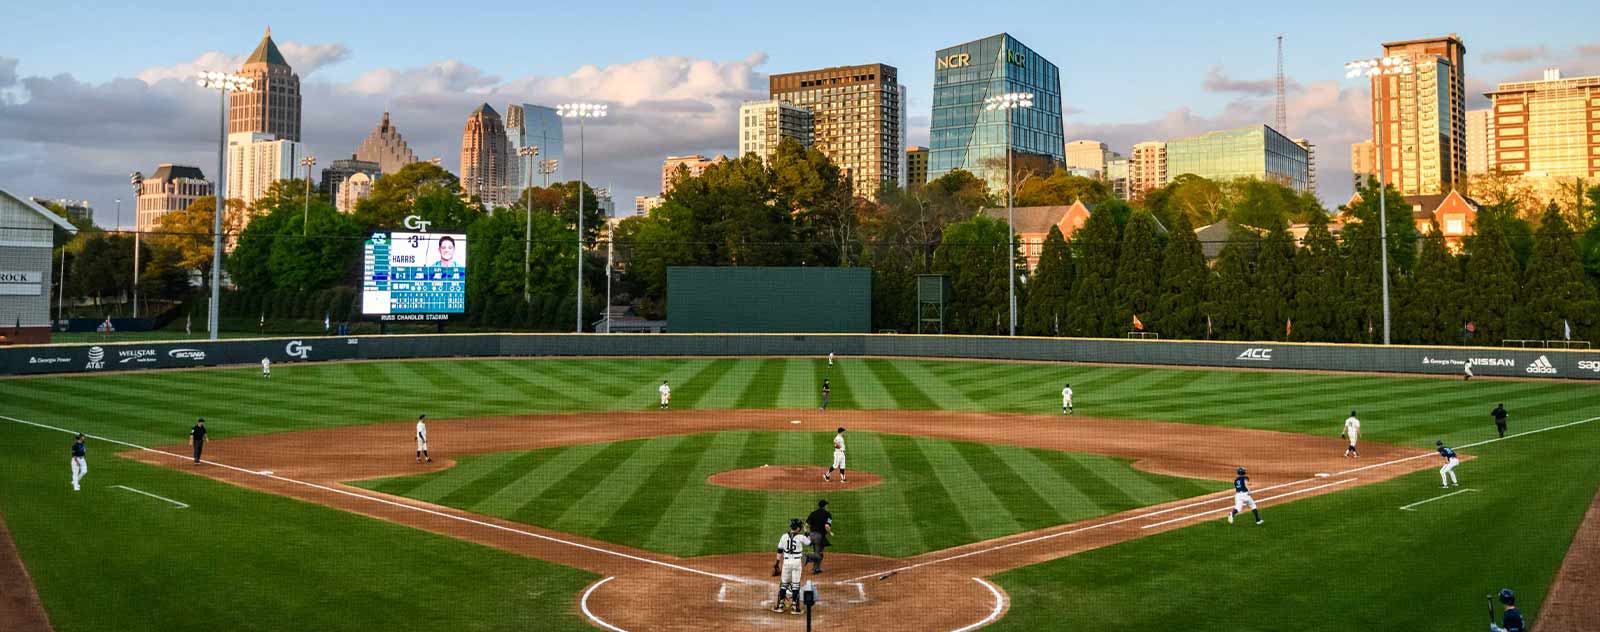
[0,188,77,345]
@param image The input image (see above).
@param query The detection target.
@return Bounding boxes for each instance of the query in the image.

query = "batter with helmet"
[1227,466,1263,525]
[771,518,812,614]
[1488,588,1525,632]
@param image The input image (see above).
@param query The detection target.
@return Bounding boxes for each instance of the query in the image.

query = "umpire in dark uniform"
[188,418,207,464]
[1491,404,1509,439]
[806,499,833,573]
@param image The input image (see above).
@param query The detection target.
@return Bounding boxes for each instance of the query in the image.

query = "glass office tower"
[1164,124,1311,192]
[928,33,1064,192]
[506,104,565,191]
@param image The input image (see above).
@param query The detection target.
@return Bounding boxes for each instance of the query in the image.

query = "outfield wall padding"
[2,334,1596,380]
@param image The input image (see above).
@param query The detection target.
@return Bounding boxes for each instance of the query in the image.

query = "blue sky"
[4,0,1598,224]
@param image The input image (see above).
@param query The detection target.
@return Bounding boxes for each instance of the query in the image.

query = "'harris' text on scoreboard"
[362,232,467,316]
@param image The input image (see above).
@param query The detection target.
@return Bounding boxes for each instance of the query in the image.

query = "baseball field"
[3,354,1599,631]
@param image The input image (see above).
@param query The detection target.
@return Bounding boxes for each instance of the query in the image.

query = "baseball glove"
[1340,433,1347,439]
[771,559,780,577]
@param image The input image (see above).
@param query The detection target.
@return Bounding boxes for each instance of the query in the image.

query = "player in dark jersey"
[820,380,830,411]
[1491,404,1508,439]
[188,418,208,465]
[1436,441,1460,487]
[806,499,833,573]
[1227,467,1262,525]
[1490,588,1525,632]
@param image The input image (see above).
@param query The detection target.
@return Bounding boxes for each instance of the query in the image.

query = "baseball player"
[261,357,271,379]
[1062,383,1074,415]
[806,500,833,573]
[658,380,671,410]
[188,418,207,465]
[1436,440,1460,487]
[828,352,834,367]
[1227,467,1263,525]
[70,433,87,492]
[772,519,811,614]
[823,427,847,483]
[820,379,830,411]
[1491,403,1508,439]
[1489,588,1526,632]
[1464,360,1474,381]
[416,414,431,463]
[1342,411,1361,458]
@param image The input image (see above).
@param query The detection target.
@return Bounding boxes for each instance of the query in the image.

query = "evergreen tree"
[931,215,1012,334]
[1517,204,1599,341]
[1398,228,1465,345]
[1340,180,1416,343]
[1154,214,1208,339]
[1022,225,1073,336]
[1112,212,1164,334]
[1066,206,1122,337]
[1254,219,1295,340]
[1207,226,1259,340]
[1290,212,1344,342]
[1464,213,1521,345]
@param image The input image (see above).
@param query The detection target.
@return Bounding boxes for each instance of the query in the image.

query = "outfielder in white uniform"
[1062,383,1074,415]
[823,427,847,482]
[70,433,88,492]
[772,519,811,614]
[658,380,671,410]
[828,352,834,367]
[1464,360,1474,381]
[415,415,431,463]
[1342,411,1361,458]
[261,357,271,378]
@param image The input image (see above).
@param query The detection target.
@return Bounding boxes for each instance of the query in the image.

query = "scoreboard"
[361,231,467,317]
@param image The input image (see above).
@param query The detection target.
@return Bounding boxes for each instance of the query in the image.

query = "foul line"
[109,485,189,509]
[1400,488,1478,511]
[950,578,1008,632]
[1139,479,1357,529]
[0,414,749,586]
[580,577,628,632]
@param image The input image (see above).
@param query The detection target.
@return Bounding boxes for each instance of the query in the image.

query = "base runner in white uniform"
[1342,411,1360,458]
[658,380,671,410]
[415,415,431,463]
[823,427,847,482]
[772,519,811,614]
[261,357,271,378]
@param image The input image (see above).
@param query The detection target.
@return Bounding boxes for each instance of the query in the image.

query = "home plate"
[258,470,275,475]
[1315,473,1331,478]
[790,420,802,425]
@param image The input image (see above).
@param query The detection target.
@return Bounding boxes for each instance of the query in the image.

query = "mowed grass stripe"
[836,358,894,409]
[1005,448,1105,521]
[735,359,786,409]
[467,442,611,515]
[1039,452,1139,513]
[508,440,646,523]
[896,361,981,411]
[776,359,821,409]
[434,451,554,507]
[695,359,762,410]
[553,435,688,534]
[675,359,738,409]
[594,433,718,545]
[914,437,1024,539]
[378,451,528,501]
[640,431,748,554]
[704,431,778,557]
[827,431,923,556]
[865,360,937,410]
[951,442,1065,529]
[469,360,583,410]
[879,433,972,551]
[623,359,716,410]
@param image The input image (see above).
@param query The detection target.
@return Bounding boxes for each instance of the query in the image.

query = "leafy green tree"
[266,201,362,293]
[1340,180,1417,342]
[924,170,994,222]
[227,204,293,293]
[1066,206,1121,337]
[514,180,607,245]
[932,215,1012,334]
[1161,174,1230,227]
[466,207,576,323]
[1112,212,1164,333]
[1463,213,1521,345]
[1254,219,1295,340]
[613,212,695,319]
[1015,169,1112,207]
[153,196,247,289]
[1207,227,1258,340]
[1291,212,1344,342]
[1228,179,1325,229]
[1516,204,1599,341]
[1398,228,1465,345]
[1022,225,1073,335]
[354,162,479,231]
[772,139,855,265]
[1154,214,1208,339]
[68,233,138,310]
[1466,202,1535,269]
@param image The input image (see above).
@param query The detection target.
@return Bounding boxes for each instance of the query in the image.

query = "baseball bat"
[1485,594,1494,623]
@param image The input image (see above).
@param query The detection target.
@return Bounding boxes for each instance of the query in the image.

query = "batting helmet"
[789,518,805,531]
[1436,440,1444,446]
[1236,467,1246,475]
[837,427,846,433]
[1498,589,1515,605]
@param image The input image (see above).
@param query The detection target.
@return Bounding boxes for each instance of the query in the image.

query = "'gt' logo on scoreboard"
[403,215,433,232]
[285,340,313,359]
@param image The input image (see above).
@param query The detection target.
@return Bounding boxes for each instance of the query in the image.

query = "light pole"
[557,102,608,333]
[984,91,1033,337]
[517,145,540,303]
[300,155,317,236]
[197,71,253,341]
[1344,55,1411,345]
[130,172,144,318]
[596,185,612,334]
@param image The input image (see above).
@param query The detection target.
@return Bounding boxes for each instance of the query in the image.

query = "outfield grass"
[356,431,1225,558]
[0,422,597,632]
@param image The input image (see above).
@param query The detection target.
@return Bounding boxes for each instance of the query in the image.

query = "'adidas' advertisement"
[1526,355,1558,375]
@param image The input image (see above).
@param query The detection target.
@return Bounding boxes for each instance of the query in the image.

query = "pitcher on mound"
[823,427,847,483]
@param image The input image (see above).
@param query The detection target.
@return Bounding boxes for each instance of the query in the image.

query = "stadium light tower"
[517,145,541,303]
[1344,55,1411,345]
[196,70,253,340]
[300,155,317,236]
[984,91,1033,337]
[130,171,144,318]
[557,102,607,333]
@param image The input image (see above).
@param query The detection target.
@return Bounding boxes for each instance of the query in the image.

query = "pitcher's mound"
[707,466,882,491]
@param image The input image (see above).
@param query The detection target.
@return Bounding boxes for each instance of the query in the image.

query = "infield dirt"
[122,409,1444,631]
[0,514,53,632]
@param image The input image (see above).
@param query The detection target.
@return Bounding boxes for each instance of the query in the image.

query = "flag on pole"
[1466,321,1476,334]
[1132,314,1145,331]
[185,312,192,336]
[1564,319,1572,341]
[1206,314,1213,338]
[1286,318,1292,339]
[324,313,331,334]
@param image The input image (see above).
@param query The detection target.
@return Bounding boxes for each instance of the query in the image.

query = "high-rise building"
[505,104,565,191]
[321,156,381,207]
[635,195,664,215]
[1106,155,1130,199]
[1465,108,1495,176]
[135,164,212,233]
[928,34,1065,193]
[1128,141,1167,200]
[1484,68,1600,191]
[355,112,419,175]
[661,155,723,194]
[32,198,94,225]
[1350,140,1378,189]
[770,63,905,199]
[227,132,304,209]
[230,27,302,142]
[1164,125,1310,192]
[1065,140,1110,177]
[337,172,375,213]
[460,103,511,206]
[738,100,814,162]
[905,146,929,189]
[1369,35,1468,196]
[1294,138,1317,195]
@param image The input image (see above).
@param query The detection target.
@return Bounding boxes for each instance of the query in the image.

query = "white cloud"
[1201,65,1301,96]
[136,40,351,84]
[1483,46,1551,64]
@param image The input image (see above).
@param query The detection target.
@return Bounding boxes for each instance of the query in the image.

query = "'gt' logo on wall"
[1236,348,1273,361]
[285,340,312,359]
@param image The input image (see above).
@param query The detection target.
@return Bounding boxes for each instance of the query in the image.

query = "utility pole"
[1275,35,1287,133]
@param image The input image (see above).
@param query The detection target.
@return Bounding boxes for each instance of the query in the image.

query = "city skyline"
[3,1,1600,226]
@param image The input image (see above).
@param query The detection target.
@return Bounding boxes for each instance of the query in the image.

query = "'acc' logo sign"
[1236,348,1273,361]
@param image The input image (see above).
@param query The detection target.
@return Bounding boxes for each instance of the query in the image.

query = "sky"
[3,0,1600,229]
